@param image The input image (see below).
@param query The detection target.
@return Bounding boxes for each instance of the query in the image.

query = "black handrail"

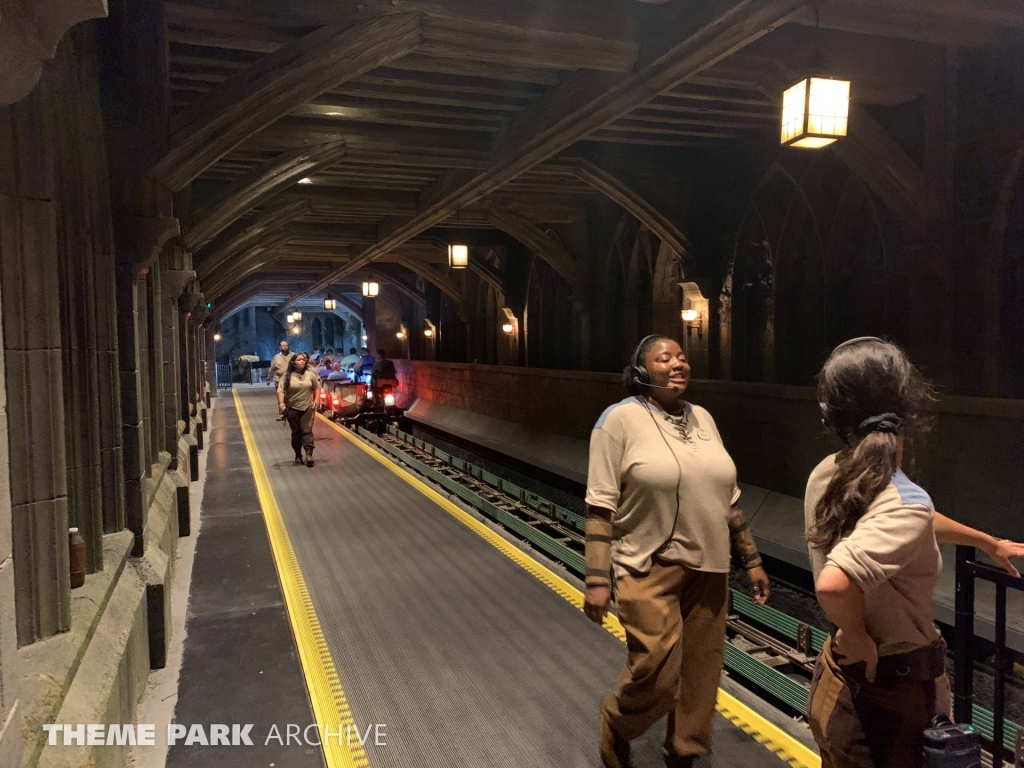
[953,545,1024,768]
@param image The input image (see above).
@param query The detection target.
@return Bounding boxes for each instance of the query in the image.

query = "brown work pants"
[808,637,952,768]
[602,560,728,758]
[284,406,315,457]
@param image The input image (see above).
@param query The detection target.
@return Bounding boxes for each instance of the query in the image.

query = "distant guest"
[327,362,349,381]
[277,352,319,467]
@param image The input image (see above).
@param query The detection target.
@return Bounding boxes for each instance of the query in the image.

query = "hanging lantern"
[362,281,379,297]
[286,313,294,324]
[323,294,337,311]
[290,325,301,335]
[448,243,469,269]
[781,77,850,148]
[293,311,302,321]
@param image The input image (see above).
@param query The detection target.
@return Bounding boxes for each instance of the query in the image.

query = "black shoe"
[305,455,314,467]
[663,748,699,768]
[294,456,303,465]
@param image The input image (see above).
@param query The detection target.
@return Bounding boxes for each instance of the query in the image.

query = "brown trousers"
[808,638,952,768]
[284,406,315,457]
[603,560,728,757]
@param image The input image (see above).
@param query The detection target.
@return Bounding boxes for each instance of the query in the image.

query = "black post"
[993,582,1007,768]
[953,545,975,724]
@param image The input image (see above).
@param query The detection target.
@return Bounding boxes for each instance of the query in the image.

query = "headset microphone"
[646,383,681,391]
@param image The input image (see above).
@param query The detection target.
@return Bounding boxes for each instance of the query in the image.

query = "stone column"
[204,326,217,400]
[0,80,71,647]
[161,267,194,465]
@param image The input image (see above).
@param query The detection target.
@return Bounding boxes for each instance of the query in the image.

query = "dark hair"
[349,348,357,354]
[377,348,386,357]
[283,352,310,401]
[809,338,935,552]
[622,334,670,396]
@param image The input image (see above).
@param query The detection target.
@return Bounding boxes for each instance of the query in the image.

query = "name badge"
[697,428,711,441]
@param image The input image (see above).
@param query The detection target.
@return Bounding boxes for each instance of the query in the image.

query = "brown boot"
[601,716,631,768]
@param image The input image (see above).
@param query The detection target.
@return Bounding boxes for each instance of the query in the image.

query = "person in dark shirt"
[355,347,376,380]
[370,348,396,383]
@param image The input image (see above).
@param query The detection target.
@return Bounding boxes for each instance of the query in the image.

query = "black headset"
[626,334,665,396]
[818,336,885,431]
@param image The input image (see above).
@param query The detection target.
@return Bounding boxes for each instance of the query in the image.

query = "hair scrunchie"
[856,413,903,436]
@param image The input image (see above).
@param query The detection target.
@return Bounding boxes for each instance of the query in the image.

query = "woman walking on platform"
[277,352,319,467]
[805,337,1024,768]
[584,335,770,768]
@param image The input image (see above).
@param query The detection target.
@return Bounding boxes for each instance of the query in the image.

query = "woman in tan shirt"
[584,335,770,768]
[805,337,1024,768]
[277,352,320,467]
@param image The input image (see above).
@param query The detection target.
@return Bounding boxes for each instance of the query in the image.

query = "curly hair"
[282,352,310,402]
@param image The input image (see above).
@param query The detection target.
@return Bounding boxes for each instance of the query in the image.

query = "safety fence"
[954,545,1024,767]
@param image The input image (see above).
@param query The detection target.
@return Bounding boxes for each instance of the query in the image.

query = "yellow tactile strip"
[320,414,821,768]
[235,390,369,768]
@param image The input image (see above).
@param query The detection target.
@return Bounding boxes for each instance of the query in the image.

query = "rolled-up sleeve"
[585,425,623,513]
[826,505,932,594]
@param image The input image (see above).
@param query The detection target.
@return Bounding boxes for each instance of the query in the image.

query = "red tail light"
[332,397,340,406]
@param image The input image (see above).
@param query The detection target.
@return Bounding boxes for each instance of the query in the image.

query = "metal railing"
[954,545,1024,767]
[215,363,233,389]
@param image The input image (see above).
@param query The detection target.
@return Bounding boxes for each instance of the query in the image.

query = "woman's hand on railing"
[984,539,1024,578]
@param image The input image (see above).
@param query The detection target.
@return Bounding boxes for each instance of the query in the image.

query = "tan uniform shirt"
[805,455,942,657]
[269,351,294,382]
[278,369,319,411]
[586,397,741,579]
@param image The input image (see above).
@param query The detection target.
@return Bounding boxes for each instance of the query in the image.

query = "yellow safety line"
[320,414,821,768]
[234,391,368,768]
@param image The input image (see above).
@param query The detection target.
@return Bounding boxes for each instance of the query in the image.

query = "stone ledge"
[16,529,133,767]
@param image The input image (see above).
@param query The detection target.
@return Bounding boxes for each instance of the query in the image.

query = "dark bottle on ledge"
[69,527,86,589]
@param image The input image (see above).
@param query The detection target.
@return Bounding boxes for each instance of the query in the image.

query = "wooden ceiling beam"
[487,209,577,284]
[392,255,462,302]
[196,198,310,279]
[279,0,804,309]
[383,54,563,86]
[328,84,530,113]
[285,222,379,244]
[796,1,1007,45]
[566,157,690,255]
[150,14,422,190]
[292,100,505,133]
[203,230,293,299]
[274,186,420,217]
[184,141,346,250]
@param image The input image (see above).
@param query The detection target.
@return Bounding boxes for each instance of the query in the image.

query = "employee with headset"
[584,334,770,768]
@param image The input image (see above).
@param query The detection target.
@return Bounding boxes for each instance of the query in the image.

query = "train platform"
[166,385,820,768]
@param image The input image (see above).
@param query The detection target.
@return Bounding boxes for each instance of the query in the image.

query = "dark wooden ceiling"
[163,0,1024,318]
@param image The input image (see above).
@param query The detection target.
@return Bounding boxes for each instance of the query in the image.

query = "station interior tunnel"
[1,0,1024,767]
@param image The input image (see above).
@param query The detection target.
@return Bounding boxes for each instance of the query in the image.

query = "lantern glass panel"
[449,244,469,269]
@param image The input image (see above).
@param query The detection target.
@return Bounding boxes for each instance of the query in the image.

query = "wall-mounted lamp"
[396,331,405,340]
[298,177,313,184]
[681,309,699,323]
[361,333,368,342]
[213,333,222,342]
[681,309,703,339]
[323,294,336,311]
[423,328,434,338]
[781,77,850,149]
[502,322,514,334]
[362,281,379,297]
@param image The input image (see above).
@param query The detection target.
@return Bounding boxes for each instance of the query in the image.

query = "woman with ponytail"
[805,337,1024,768]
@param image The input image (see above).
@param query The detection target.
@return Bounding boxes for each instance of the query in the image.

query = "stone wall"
[395,361,1024,540]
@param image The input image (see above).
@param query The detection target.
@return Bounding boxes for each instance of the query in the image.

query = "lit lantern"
[781,77,850,148]
[213,333,222,342]
[396,331,405,340]
[423,328,434,338]
[293,311,302,321]
[323,294,337,311]
[286,313,294,324]
[502,323,514,334]
[362,281,379,297]
[448,243,469,269]
[290,325,301,335]
[681,309,699,323]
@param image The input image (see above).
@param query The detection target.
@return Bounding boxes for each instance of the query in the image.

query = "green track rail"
[363,423,1019,752]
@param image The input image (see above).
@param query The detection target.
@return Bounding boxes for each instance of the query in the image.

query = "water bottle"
[923,715,981,768]
[69,527,86,589]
